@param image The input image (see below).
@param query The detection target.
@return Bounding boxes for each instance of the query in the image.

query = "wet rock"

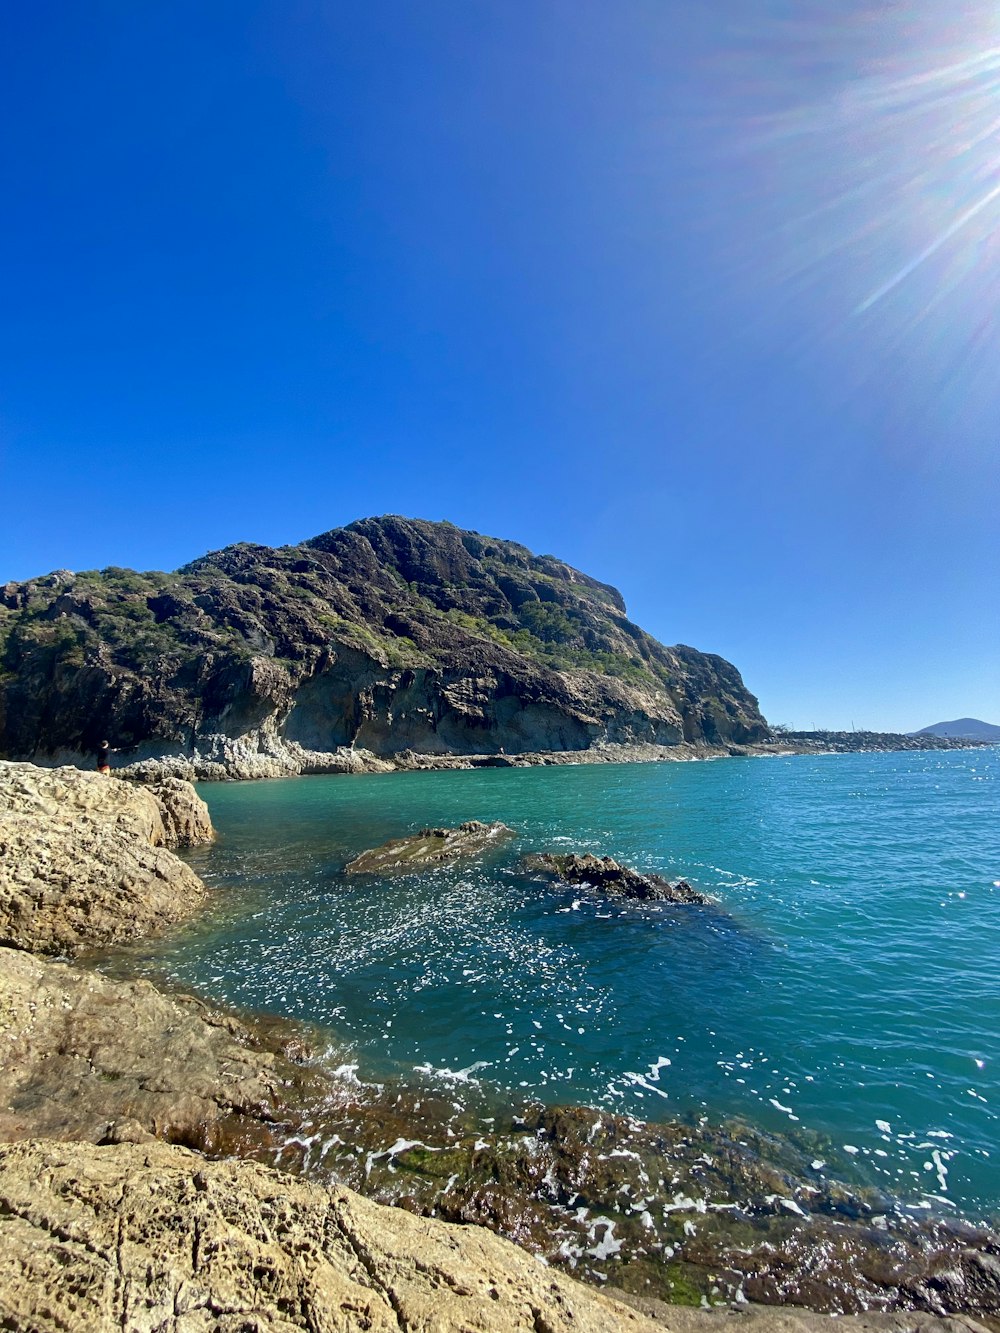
[0,1138,668,1332]
[525,852,708,903]
[611,1297,995,1333]
[0,948,326,1153]
[0,762,209,954]
[275,1086,1000,1325]
[345,820,515,874]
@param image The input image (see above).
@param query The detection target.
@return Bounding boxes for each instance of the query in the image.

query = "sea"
[124,747,1000,1224]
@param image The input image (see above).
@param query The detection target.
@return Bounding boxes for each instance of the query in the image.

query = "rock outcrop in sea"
[0,516,769,777]
[345,820,515,874]
[525,851,709,902]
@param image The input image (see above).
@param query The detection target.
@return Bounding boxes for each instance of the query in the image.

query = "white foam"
[413,1060,491,1085]
[930,1149,949,1191]
[586,1220,622,1261]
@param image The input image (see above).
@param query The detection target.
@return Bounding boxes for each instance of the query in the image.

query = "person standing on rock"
[97,741,112,775]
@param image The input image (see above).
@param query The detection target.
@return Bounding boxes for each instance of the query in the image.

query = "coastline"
[3,760,999,1330]
[91,937,1000,1322]
[85,729,1000,784]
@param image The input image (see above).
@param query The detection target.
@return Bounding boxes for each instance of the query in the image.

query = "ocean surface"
[125,748,1000,1221]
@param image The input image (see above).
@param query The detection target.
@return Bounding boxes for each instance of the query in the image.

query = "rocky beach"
[1,759,998,1331]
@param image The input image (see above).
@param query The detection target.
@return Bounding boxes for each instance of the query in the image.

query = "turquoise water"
[141,749,999,1220]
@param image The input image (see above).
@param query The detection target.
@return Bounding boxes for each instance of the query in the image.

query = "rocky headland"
[0,516,770,778]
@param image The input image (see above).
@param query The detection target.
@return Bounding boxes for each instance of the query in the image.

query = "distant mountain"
[914,718,1000,741]
[0,516,769,774]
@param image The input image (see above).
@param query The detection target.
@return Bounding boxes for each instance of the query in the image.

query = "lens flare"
[711,6,1000,441]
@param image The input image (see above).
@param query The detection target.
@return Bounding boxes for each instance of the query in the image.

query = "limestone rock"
[145,776,214,847]
[0,761,209,954]
[0,948,320,1151]
[0,1139,993,1333]
[345,820,515,874]
[526,851,709,902]
[0,1137,667,1332]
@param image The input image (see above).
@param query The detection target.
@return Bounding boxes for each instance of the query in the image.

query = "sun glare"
[721,6,1000,440]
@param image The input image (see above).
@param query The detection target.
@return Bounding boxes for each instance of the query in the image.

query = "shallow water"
[131,748,1000,1221]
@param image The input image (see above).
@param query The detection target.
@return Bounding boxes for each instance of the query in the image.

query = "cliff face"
[0,516,768,770]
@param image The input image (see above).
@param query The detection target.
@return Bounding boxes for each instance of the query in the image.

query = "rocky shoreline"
[1,761,998,1331]
[78,729,997,784]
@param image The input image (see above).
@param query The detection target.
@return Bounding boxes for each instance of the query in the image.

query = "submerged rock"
[282,1088,1000,1324]
[0,762,213,954]
[525,851,708,903]
[345,819,515,874]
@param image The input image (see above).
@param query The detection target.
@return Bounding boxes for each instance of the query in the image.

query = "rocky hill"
[915,718,1000,741]
[0,516,768,774]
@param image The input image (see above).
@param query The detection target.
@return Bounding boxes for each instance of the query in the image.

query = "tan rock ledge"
[0,1137,664,1332]
[0,761,213,955]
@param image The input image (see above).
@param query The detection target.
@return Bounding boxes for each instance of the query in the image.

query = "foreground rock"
[0,948,325,1152]
[0,762,213,954]
[526,851,708,902]
[345,819,515,874]
[1,1139,990,1333]
[0,1138,667,1333]
[0,945,997,1323]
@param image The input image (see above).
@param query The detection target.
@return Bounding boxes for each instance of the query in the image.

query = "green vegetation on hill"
[0,516,768,758]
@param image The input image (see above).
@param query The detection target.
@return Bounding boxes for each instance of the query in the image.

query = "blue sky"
[2,1,997,731]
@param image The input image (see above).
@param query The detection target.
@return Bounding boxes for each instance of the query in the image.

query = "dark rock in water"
[345,819,515,874]
[261,1080,1000,1325]
[0,516,769,777]
[525,851,708,903]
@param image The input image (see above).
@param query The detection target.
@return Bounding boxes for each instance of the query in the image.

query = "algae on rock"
[345,819,515,874]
